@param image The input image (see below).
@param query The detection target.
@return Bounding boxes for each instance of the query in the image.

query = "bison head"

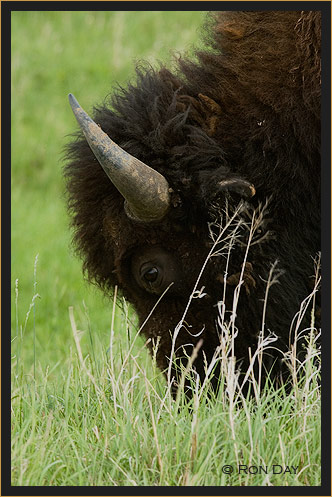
[65,11,321,394]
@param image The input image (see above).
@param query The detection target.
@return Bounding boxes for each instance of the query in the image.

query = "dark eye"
[131,246,183,295]
[143,267,159,283]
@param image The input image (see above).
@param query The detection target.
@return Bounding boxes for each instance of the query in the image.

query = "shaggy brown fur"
[65,11,321,394]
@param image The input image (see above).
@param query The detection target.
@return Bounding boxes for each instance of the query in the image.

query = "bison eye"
[143,267,159,282]
[131,246,183,296]
[139,262,163,292]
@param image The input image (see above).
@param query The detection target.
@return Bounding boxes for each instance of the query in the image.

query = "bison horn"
[68,93,170,222]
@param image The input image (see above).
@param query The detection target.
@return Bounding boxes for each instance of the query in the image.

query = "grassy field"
[11,11,321,487]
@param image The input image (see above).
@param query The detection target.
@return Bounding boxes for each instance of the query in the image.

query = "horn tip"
[68,93,79,111]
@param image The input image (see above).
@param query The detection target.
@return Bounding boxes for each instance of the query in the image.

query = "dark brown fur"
[64,11,321,393]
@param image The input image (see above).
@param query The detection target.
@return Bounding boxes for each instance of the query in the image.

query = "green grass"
[11,11,321,487]
[11,284,321,486]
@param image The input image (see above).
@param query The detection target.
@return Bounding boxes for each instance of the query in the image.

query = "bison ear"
[198,168,255,207]
[217,178,256,198]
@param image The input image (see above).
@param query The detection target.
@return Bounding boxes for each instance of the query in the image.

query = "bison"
[65,11,321,395]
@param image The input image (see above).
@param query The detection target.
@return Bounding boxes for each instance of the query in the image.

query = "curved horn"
[68,93,170,222]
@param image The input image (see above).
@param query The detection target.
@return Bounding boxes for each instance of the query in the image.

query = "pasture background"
[11,10,321,487]
[11,10,205,369]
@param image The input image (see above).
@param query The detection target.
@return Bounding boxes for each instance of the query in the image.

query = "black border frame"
[2,2,331,496]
